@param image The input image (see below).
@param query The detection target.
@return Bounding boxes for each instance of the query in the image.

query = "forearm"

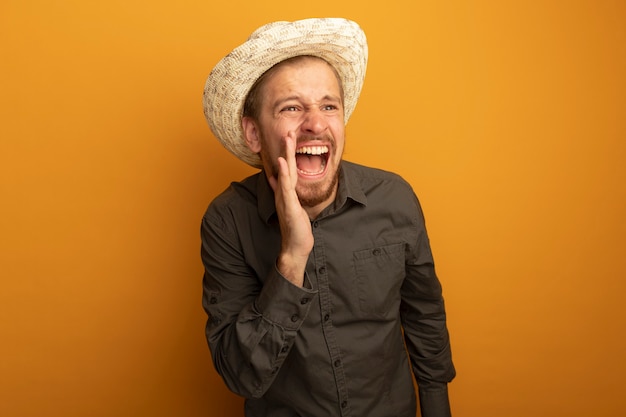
[204,265,316,398]
[276,251,308,287]
[401,282,455,416]
[401,233,455,412]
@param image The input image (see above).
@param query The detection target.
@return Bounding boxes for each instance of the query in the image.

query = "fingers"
[276,131,298,187]
[275,156,289,190]
[283,131,298,185]
[270,132,297,192]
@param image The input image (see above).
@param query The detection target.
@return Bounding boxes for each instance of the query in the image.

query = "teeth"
[296,145,328,155]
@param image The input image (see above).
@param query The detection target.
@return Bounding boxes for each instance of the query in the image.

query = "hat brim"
[203,18,368,168]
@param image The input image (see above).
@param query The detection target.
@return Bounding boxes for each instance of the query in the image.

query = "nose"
[300,109,327,135]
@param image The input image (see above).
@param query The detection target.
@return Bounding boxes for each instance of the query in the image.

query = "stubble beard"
[296,166,340,208]
[260,134,342,209]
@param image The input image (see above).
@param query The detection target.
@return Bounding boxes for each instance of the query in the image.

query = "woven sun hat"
[203,17,368,168]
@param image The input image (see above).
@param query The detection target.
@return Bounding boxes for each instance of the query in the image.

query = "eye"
[322,104,340,112]
[281,105,299,112]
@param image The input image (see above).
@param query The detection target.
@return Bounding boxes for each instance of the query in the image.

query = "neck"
[303,194,335,220]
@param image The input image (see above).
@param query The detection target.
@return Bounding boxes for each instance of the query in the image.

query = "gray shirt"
[201,161,455,417]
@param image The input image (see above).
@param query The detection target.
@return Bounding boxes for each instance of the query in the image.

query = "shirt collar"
[257,172,277,224]
[333,161,367,209]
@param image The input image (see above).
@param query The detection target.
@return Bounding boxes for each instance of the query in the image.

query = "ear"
[242,116,262,153]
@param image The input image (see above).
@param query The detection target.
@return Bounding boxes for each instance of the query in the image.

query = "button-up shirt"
[201,161,455,417]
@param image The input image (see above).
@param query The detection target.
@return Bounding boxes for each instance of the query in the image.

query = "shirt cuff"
[254,264,317,330]
[419,384,451,417]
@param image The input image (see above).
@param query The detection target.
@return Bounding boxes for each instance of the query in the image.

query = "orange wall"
[1,1,625,416]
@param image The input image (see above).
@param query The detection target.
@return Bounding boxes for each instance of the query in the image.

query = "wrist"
[276,252,307,287]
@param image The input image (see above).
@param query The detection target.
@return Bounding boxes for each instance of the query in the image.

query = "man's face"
[244,57,346,210]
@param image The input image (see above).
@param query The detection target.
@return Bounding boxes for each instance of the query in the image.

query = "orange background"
[1,1,625,416]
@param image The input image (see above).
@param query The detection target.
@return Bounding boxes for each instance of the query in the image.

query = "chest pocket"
[353,243,406,317]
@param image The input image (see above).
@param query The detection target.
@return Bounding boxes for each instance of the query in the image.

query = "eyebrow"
[272,94,342,110]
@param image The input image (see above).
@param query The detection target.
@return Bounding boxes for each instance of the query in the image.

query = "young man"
[201,18,455,417]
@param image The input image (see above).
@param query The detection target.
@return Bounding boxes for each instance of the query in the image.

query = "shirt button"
[281,346,289,353]
[209,297,217,304]
[313,221,319,228]
[291,314,299,322]
[372,248,381,256]
[318,266,326,274]
[341,401,348,408]
[300,297,309,305]
[323,314,330,322]
[334,359,341,367]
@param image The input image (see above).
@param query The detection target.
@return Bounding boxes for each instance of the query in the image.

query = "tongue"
[296,154,324,174]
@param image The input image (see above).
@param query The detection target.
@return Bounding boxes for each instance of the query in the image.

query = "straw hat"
[203,18,368,167]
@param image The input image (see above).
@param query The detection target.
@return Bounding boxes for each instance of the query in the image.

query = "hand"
[268,132,314,287]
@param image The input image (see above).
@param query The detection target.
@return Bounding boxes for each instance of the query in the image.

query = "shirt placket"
[311,219,351,416]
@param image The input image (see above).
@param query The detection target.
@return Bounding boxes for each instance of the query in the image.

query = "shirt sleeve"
[201,213,317,399]
[400,195,456,417]
[418,385,453,417]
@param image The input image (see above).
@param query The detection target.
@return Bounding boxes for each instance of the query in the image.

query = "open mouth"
[295,145,329,176]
